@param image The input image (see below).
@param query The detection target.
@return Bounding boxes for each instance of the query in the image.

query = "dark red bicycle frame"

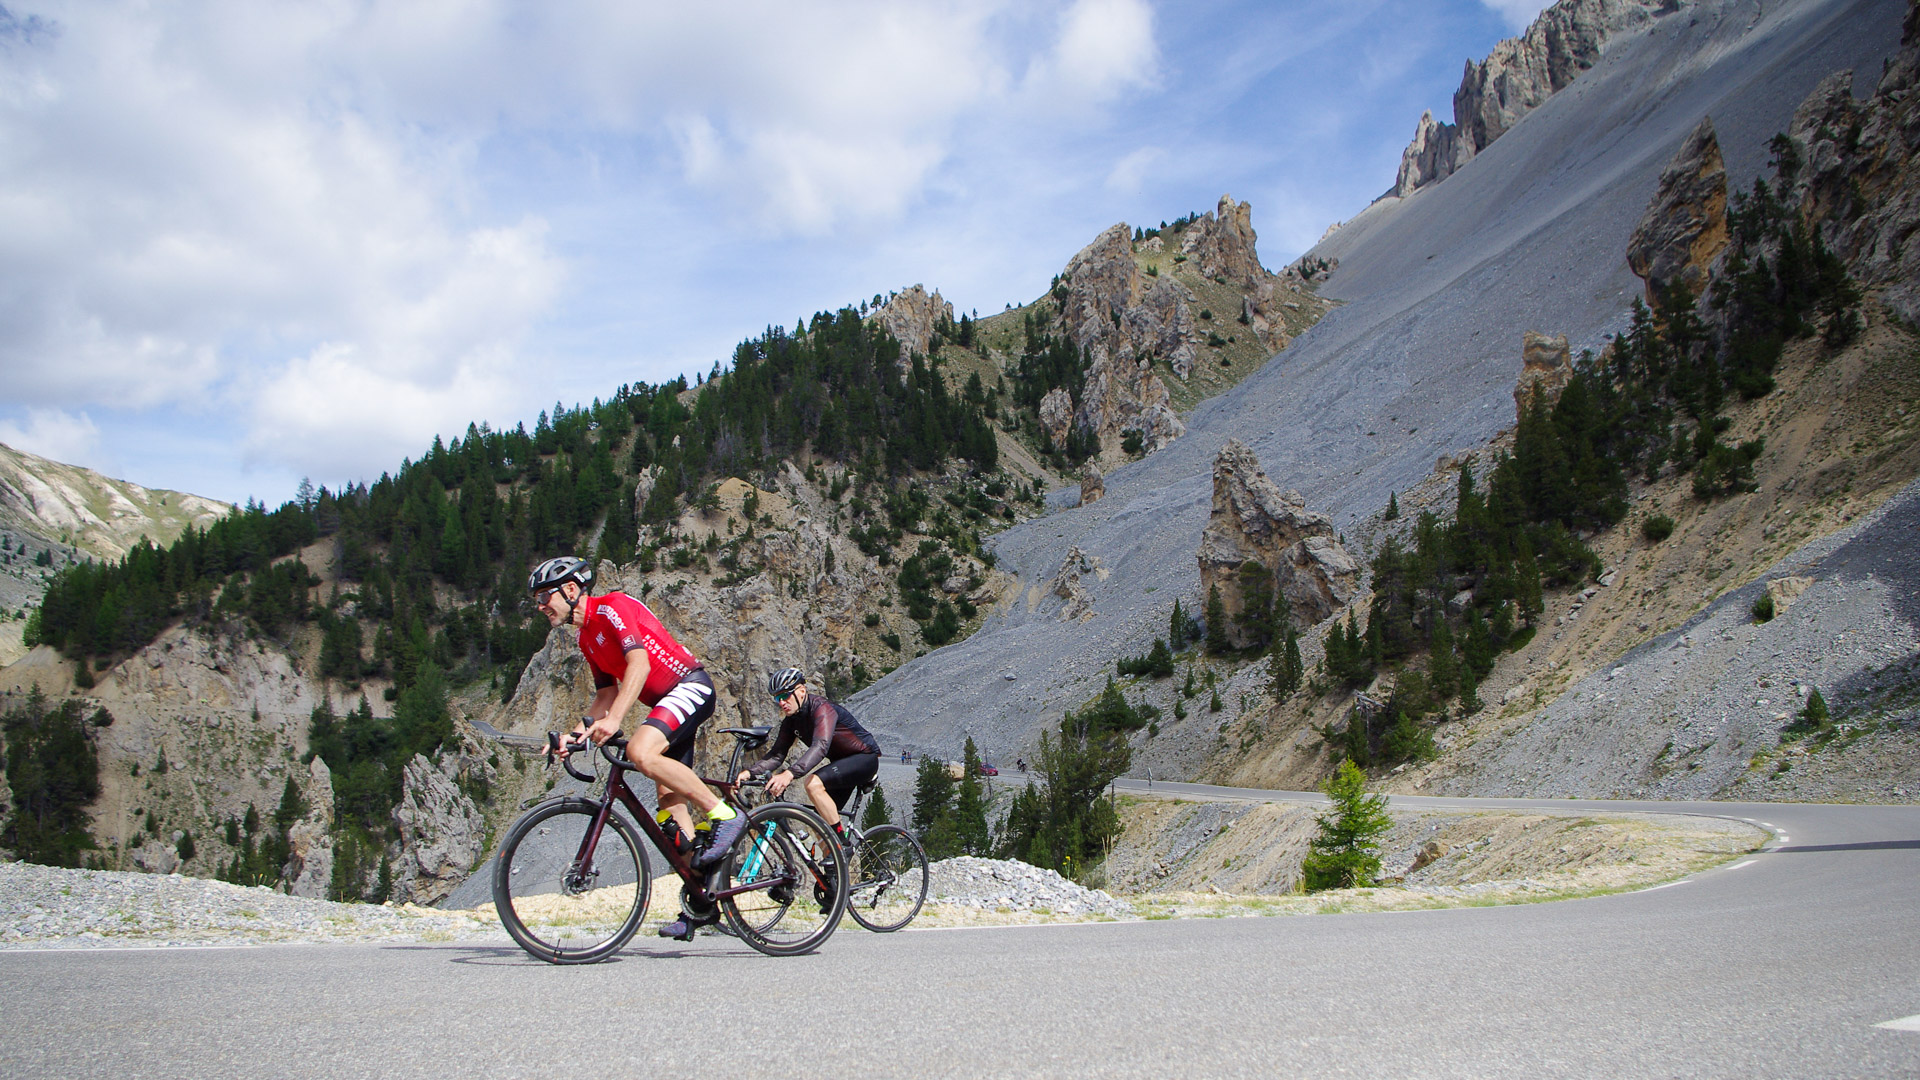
[559,736,809,906]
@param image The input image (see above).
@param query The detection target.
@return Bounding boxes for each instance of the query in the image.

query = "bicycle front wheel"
[717,803,848,956]
[493,799,651,964]
[846,823,928,933]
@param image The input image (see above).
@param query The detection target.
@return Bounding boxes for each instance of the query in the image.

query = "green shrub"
[1751,593,1775,622]
[1642,514,1675,542]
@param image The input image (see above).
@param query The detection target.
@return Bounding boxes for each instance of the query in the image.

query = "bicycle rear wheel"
[717,803,848,956]
[493,799,651,964]
[846,824,928,933]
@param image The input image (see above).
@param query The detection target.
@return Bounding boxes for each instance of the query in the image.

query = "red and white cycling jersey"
[577,592,701,703]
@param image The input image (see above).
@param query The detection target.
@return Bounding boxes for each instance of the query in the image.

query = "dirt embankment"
[1095,795,1764,919]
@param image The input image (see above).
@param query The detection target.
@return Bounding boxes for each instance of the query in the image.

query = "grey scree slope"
[850,0,1907,764]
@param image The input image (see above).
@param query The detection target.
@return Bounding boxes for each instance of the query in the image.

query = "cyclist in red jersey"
[527,557,746,885]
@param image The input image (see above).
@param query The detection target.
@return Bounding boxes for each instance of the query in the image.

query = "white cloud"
[1106,146,1166,193]
[1051,0,1160,99]
[0,1,563,483]
[1480,0,1555,31]
[0,408,103,469]
[0,0,1165,490]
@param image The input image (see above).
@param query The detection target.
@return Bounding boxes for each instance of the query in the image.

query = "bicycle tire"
[846,823,928,933]
[494,798,651,964]
[717,803,848,956]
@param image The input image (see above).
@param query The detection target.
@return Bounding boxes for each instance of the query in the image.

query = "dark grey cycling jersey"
[751,695,880,779]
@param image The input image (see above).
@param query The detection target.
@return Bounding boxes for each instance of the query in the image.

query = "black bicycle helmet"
[767,667,806,697]
[527,556,594,595]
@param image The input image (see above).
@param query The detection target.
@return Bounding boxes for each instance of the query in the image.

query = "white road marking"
[1760,822,1776,828]
[1726,861,1757,871]
[1875,1014,1920,1032]
[1777,835,1790,843]
[1641,880,1689,891]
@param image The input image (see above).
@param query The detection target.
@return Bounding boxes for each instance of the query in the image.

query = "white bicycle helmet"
[527,556,594,595]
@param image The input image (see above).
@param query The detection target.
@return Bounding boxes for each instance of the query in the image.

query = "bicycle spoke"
[719,804,848,955]
[846,824,928,933]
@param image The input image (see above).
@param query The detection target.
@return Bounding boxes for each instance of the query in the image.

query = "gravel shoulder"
[0,804,1764,947]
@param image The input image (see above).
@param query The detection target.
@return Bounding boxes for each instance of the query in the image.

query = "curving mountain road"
[5,794,1916,1078]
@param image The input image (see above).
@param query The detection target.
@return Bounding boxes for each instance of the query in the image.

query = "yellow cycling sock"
[706,802,737,822]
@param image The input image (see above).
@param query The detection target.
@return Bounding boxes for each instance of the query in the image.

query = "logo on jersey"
[595,633,607,647]
[604,609,628,632]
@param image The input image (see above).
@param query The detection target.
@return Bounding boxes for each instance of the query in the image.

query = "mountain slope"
[0,443,229,665]
[849,0,1907,766]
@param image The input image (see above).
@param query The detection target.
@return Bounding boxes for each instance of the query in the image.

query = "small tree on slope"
[1302,760,1392,891]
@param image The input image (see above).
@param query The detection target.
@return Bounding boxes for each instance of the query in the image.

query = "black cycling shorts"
[642,669,714,766]
[815,752,879,809]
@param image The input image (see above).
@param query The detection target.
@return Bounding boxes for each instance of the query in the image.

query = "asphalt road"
[5,793,1918,1079]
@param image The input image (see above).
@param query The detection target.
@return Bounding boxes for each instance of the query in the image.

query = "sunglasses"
[533,587,564,607]
[775,689,800,704]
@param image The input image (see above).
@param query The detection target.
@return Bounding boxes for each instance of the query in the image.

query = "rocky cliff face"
[1626,116,1729,301]
[868,284,954,360]
[389,753,486,906]
[1196,439,1358,648]
[1513,331,1575,423]
[1042,197,1328,460]
[0,626,324,882]
[1779,7,1920,322]
[1393,0,1678,197]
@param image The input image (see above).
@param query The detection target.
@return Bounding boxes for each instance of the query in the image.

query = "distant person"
[738,668,881,846]
[527,556,746,937]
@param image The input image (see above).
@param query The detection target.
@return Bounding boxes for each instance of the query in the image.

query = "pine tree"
[1169,598,1188,651]
[1428,617,1460,702]
[911,754,955,841]
[1384,491,1399,520]
[860,784,894,831]
[952,738,992,856]
[1204,584,1229,656]
[1301,760,1392,891]
[1270,626,1304,699]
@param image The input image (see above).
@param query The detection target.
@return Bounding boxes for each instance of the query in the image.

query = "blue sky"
[0,0,1548,506]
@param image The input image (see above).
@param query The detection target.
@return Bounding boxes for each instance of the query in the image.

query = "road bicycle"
[488,725,848,963]
[832,780,929,932]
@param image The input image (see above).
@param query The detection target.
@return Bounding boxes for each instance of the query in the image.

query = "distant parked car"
[975,762,999,777]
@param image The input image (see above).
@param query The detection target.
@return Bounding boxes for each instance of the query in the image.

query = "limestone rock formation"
[1196,440,1358,648]
[1627,117,1728,301]
[1040,194,1317,459]
[1080,469,1105,507]
[1048,546,1106,622]
[868,284,953,360]
[1395,110,1472,197]
[1776,11,1920,322]
[1514,332,1574,423]
[283,757,335,899]
[389,754,486,906]
[1179,194,1265,288]
[1038,387,1076,448]
[1392,0,1676,197]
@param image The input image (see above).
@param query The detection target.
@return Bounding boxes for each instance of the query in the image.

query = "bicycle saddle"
[719,726,771,748]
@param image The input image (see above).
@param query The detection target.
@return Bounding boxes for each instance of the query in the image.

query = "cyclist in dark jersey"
[528,557,745,873]
[737,667,880,845]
